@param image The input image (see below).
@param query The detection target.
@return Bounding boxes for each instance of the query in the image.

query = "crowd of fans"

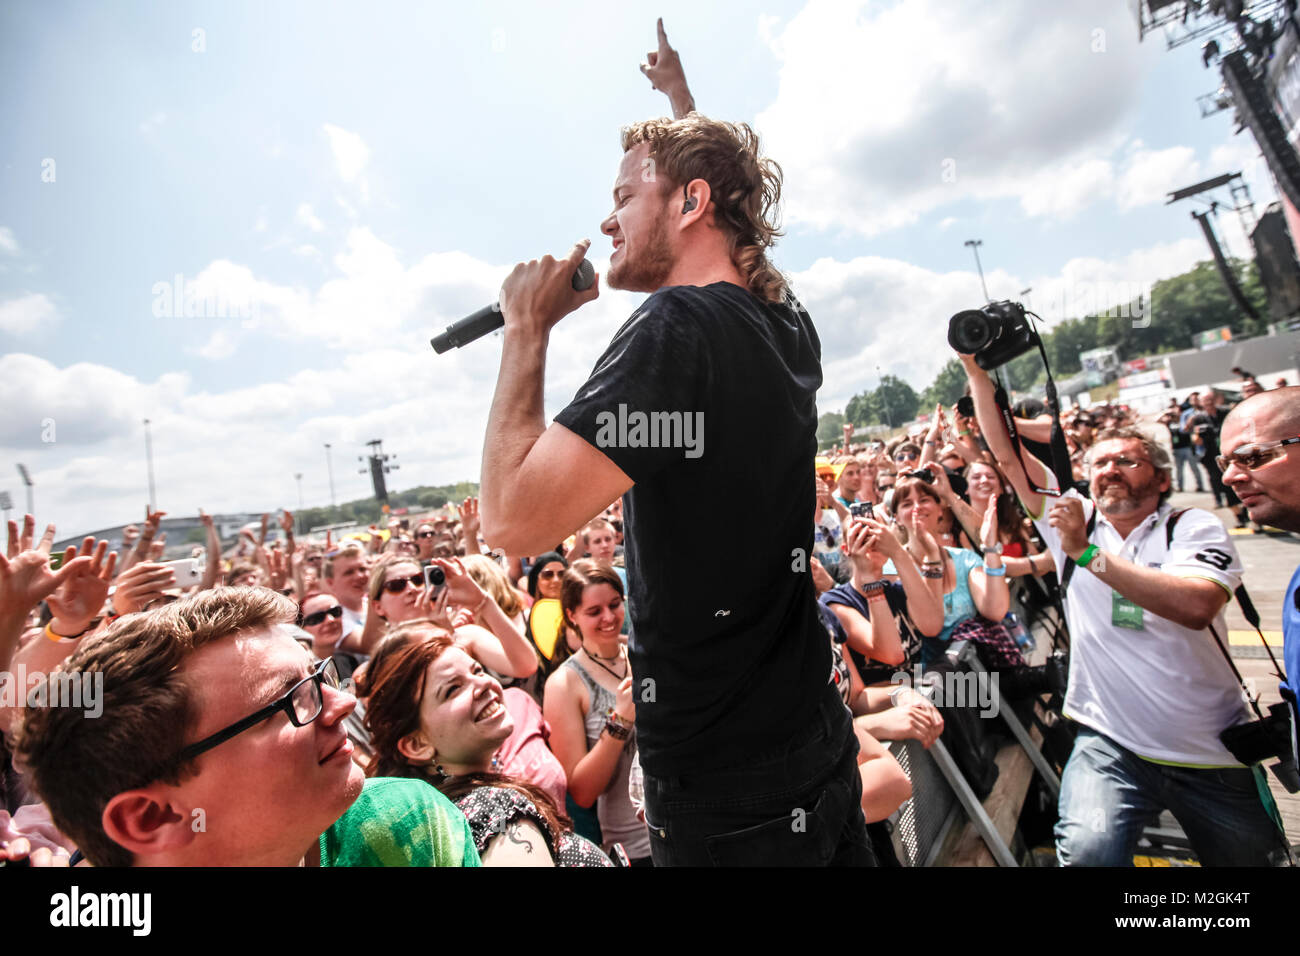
[2,365,1290,868]
[2,19,1297,870]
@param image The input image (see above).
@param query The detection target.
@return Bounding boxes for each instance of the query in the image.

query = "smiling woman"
[362,632,610,867]
[542,560,650,865]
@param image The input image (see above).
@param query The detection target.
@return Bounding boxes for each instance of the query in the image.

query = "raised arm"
[640,18,696,119]
[437,557,537,679]
[959,353,1050,518]
[479,241,631,555]
[199,509,221,591]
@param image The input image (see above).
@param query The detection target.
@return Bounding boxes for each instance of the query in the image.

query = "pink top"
[495,687,568,811]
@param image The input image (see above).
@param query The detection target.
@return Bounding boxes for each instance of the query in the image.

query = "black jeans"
[641,683,876,866]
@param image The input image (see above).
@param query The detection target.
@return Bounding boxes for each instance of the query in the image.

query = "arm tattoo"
[506,822,536,854]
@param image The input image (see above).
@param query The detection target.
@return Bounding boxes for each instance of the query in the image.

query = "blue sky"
[0,0,1278,535]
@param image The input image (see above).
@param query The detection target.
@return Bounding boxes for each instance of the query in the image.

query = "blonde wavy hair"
[621,114,787,303]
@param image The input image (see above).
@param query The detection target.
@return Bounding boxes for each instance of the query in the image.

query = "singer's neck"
[660,260,746,293]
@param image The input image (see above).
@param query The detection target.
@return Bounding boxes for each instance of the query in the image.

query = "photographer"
[1159,398,1204,494]
[960,351,1287,866]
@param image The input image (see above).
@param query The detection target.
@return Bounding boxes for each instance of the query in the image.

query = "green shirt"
[319,777,481,867]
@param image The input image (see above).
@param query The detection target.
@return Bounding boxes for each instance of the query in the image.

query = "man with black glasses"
[961,353,1287,866]
[16,588,479,866]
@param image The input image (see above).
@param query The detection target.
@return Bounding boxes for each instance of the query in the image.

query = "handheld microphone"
[430,260,596,354]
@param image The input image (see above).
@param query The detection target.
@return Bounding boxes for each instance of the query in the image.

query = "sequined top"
[455,785,612,867]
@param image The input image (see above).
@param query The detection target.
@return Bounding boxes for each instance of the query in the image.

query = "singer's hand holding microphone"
[431,239,598,353]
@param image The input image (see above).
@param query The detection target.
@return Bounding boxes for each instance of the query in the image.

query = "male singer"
[478,22,871,866]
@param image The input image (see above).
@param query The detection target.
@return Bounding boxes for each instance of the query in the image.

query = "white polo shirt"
[1031,487,1249,766]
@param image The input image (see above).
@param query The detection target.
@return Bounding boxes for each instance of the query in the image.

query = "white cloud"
[754,0,1146,236]
[139,111,167,135]
[323,123,371,201]
[0,293,58,335]
[296,202,326,233]
[1116,145,1201,210]
[0,227,19,255]
[790,235,1215,412]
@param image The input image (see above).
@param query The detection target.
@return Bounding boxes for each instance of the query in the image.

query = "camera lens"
[427,566,445,586]
[947,309,997,354]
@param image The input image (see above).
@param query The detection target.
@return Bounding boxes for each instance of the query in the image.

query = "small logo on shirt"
[714,609,731,617]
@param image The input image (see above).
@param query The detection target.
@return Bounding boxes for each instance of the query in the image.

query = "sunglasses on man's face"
[1217,435,1300,473]
[301,604,343,628]
[382,574,425,595]
[416,531,437,539]
[894,451,918,462]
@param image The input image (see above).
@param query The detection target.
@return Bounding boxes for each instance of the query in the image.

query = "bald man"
[1221,386,1300,768]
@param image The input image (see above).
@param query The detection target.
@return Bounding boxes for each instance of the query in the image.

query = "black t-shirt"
[554,282,830,776]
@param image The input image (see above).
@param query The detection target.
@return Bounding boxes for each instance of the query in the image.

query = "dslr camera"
[948,300,1040,371]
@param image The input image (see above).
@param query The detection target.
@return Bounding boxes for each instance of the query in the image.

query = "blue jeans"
[1173,446,1204,492]
[641,683,875,866]
[1055,727,1286,866]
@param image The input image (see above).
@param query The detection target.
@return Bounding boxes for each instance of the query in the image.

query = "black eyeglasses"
[300,604,343,628]
[169,657,341,768]
[416,531,438,539]
[382,573,425,595]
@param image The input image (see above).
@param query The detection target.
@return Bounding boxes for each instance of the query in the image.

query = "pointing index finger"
[657,17,668,51]
[567,238,592,268]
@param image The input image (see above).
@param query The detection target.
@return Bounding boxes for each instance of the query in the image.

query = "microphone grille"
[571,259,596,292]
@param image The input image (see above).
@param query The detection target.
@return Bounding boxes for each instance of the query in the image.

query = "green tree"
[816,410,846,447]
[920,359,968,409]
[869,375,919,426]
[845,390,872,427]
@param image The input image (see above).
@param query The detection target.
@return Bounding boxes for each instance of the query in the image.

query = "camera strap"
[1060,506,1286,717]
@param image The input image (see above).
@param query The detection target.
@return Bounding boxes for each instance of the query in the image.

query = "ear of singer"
[499,238,601,340]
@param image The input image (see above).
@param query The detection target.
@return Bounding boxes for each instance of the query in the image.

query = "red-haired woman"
[363,630,610,867]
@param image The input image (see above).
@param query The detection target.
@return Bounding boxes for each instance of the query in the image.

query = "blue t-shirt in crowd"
[882,547,984,665]
[1283,566,1300,766]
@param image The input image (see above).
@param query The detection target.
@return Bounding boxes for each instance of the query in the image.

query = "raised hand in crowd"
[279,509,296,553]
[639,18,695,118]
[45,537,117,640]
[265,547,290,593]
[1,516,93,674]
[920,404,947,468]
[198,508,221,590]
[815,474,848,524]
[109,561,177,616]
[121,505,165,574]
[459,496,483,556]
[432,556,537,679]
[2,537,118,735]
[147,532,167,561]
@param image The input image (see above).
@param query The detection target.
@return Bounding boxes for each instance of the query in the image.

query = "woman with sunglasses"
[364,630,611,866]
[366,555,538,683]
[299,591,346,660]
